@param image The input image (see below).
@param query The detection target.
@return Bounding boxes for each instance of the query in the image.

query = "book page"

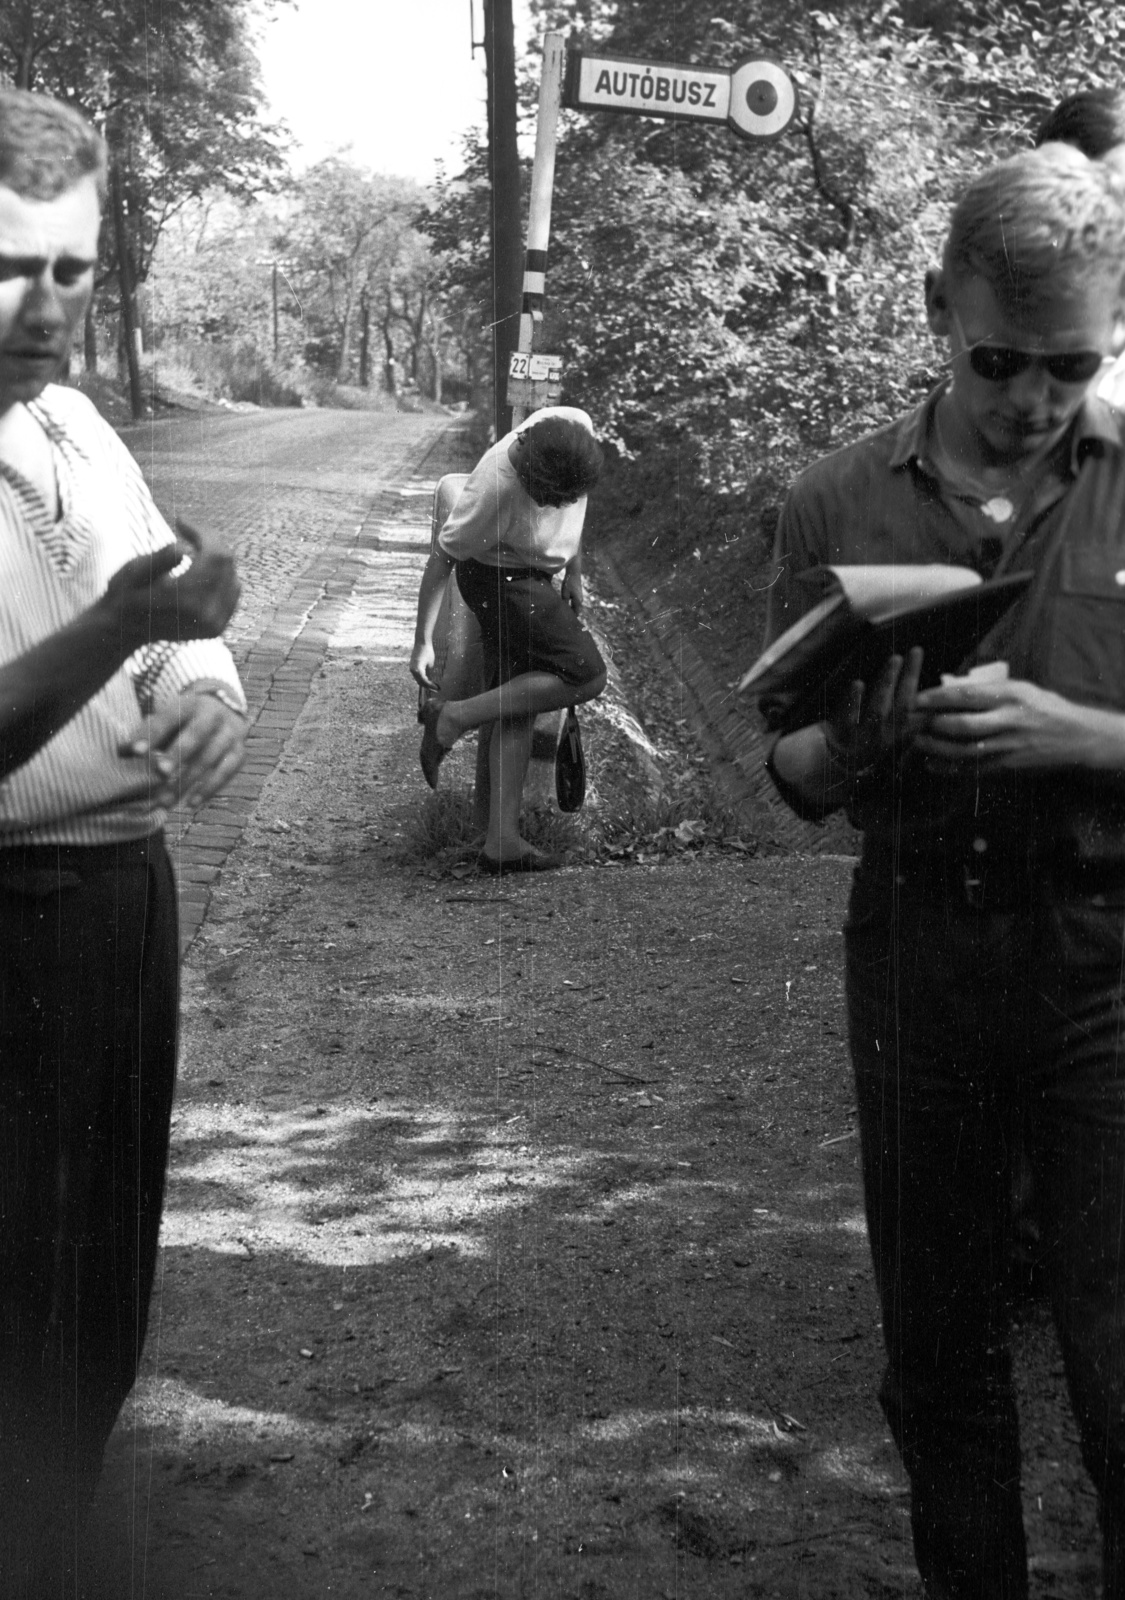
[827,563,981,623]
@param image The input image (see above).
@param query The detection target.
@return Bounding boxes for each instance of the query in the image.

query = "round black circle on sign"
[746,79,779,116]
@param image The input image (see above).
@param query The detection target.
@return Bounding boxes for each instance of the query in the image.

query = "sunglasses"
[951,311,1107,386]
[964,343,1106,385]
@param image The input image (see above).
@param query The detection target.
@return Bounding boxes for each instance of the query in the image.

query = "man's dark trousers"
[845,851,1125,1599]
[0,835,179,1589]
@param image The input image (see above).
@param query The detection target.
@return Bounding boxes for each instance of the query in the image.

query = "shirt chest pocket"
[1042,548,1125,709]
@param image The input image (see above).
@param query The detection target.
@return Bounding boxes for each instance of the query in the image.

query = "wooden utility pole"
[483,0,522,440]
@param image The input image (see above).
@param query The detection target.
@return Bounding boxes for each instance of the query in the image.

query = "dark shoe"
[479,847,563,875]
[419,699,450,790]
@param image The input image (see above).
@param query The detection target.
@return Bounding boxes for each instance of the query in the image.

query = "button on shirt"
[0,385,246,845]
[437,406,594,573]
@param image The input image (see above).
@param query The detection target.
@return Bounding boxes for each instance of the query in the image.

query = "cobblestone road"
[121,406,475,948]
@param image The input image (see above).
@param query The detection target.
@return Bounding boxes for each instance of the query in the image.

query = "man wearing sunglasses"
[761,144,1125,1598]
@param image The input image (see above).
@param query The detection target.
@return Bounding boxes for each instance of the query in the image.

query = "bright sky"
[256,0,535,185]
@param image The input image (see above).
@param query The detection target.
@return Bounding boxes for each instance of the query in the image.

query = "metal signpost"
[508,32,568,424]
[502,39,798,416]
[502,31,569,799]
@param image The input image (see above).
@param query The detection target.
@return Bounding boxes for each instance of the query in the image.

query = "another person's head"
[0,88,106,413]
[515,415,604,507]
[924,143,1125,465]
[1034,88,1125,160]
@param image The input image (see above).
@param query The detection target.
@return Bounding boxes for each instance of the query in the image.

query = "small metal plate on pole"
[507,351,564,411]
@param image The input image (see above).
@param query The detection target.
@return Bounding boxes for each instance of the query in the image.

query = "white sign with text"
[566,51,797,141]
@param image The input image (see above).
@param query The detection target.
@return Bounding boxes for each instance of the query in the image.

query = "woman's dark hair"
[517,416,604,504]
[1035,89,1125,160]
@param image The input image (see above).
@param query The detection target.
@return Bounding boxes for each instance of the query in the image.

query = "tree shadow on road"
[88,1088,927,1599]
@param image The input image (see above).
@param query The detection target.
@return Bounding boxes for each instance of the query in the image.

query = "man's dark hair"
[1035,89,1125,161]
[517,415,604,504]
[0,88,107,204]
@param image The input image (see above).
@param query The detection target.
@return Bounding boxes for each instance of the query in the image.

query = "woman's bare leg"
[434,669,606,748]
[483,716,536,859]
[471,724,493,835]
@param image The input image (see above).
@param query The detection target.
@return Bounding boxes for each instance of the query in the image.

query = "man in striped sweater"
[0,90,246,1590]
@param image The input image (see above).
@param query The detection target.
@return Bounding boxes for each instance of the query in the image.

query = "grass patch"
[394,787,480,868]
[391,787,589,878]
[589,789,758,863]
[392,783,757,877]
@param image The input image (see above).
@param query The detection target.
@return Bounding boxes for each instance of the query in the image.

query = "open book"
[740,564,1033,732]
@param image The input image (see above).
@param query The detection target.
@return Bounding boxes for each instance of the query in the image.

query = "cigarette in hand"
[120,739,174,778]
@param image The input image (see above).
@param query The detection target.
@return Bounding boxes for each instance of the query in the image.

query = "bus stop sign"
[564,49,797,141]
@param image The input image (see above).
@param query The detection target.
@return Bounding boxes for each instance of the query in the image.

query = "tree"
[0,2,289,237]
[281,162,431,388]
[0,0,289,411]
[427,142,496,411]
[377,224,447,398]
[149,197,286,352]
[441,0,1125,551]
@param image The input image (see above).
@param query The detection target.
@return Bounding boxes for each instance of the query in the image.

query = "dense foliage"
[278,163,438,391]
[1,8,453,405]
[146,161,453,407]
[0,0,290,299]
[430,0,1125,552]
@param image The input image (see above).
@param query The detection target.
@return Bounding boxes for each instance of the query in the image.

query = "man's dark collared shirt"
[763,389,1125,859]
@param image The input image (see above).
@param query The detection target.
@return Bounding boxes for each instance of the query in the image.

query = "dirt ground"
[77,419,1104,1599]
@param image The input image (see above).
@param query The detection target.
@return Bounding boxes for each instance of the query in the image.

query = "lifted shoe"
[418,699,450,789]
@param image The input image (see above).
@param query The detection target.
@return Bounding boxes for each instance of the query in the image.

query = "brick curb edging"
[595,549,817,854]
[169,422,471,953]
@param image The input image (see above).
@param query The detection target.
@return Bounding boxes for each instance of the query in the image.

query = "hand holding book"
[763,644,927,821]
[913,667,1125,772]
[742,564,1032,734]
[756,564,1124,810]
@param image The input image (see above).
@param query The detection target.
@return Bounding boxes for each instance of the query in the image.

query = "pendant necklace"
[932,403,1029,526]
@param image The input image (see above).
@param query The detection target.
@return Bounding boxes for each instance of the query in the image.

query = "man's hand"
[119,691,246,811]
[827,646,926,774]
[103,520,240,649]
[769,648,926,814]
[561,570,584,615]
[914,676,1125,772]
[410,639,440,693]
